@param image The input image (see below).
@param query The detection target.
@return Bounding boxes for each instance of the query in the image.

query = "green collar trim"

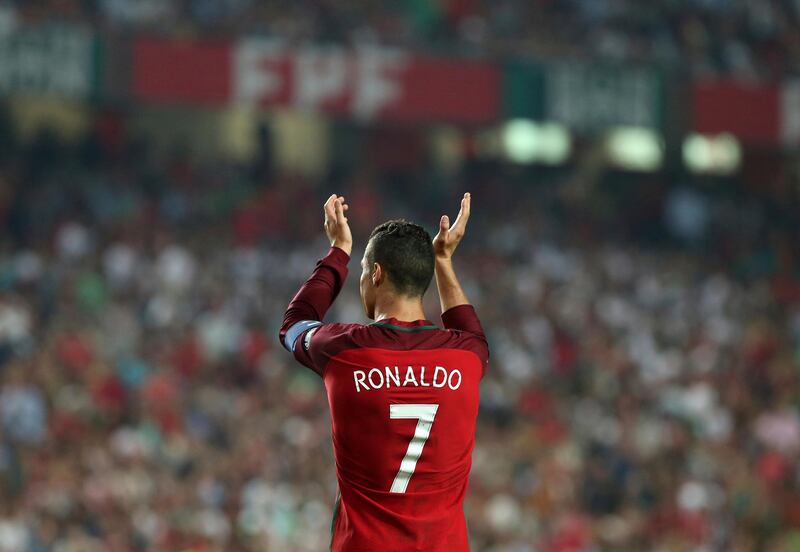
[371,322,439,332]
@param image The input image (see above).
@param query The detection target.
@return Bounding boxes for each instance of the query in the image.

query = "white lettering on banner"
[351,47,406,118]
[234,40,407,118]
[0,28,93,98]
[295,48,347,108]
[353,365,463,392]
[234,40,285,104]
[547,64,659,131]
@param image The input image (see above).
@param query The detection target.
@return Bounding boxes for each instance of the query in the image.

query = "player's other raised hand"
[324,194,353,255]
[433,193,471,260]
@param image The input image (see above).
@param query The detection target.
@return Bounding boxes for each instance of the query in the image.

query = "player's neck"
[373,295,427,323]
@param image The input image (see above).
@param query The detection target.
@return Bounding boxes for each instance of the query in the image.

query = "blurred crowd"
[3,0,800,80]
[0,113,798,552]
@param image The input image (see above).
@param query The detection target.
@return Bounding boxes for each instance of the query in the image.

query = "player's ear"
[372,263,384,287]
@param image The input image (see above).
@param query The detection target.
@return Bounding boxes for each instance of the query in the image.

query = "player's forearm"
[279,247,349,346]
[434,257,470,313]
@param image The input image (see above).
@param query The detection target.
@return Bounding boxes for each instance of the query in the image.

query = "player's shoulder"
[305,322,378,368]
[307,322,368,351]
[317,321,415,348]
[442,328,489,364]
[314,322,366,339]
[312,321,429,351]
[314,321,486,354]
[362,322,487,358]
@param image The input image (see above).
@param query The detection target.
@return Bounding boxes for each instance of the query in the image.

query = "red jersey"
[280,247,489,551]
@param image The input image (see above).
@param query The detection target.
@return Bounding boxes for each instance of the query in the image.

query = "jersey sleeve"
[441,304,489,373]
[289,323,359,376]
[279,246,350,373]
[279,247,349,335]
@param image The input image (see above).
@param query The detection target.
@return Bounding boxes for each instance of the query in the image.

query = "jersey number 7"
[389,404,439,494]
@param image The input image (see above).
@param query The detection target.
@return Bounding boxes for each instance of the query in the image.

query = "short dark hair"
[366,219,434,297]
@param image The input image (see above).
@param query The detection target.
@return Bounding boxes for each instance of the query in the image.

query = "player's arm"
[432,193,486,341]
[279,194,352,361]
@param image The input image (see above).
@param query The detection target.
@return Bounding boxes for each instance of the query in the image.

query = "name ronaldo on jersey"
[353,365,463,392]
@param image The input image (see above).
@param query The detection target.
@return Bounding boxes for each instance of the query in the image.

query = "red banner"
[692,81,780,145]
[133,37,499,123]
[133,38,232,104]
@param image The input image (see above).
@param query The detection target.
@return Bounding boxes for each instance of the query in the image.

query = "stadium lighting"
[502,119,571,165]
[606,127,664,171]
[683,133,741,175]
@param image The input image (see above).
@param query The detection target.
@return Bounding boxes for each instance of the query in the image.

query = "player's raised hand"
[324,194,353,255]
[433,193,471,260]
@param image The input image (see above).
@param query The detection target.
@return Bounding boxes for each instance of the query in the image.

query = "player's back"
[305,315,487,551]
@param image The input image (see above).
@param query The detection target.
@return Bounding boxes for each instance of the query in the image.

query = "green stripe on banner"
[502,59,546,120]
[0,25,95,100]
[543,61,664,132]
[403,0,442,36]
[503,58,666,132]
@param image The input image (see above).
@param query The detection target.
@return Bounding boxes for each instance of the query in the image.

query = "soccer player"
[279,193,488,551]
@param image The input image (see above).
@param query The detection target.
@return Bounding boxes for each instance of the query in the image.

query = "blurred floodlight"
[683,133,741,175]
[606,127,664,171]
[502,119,571,164]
